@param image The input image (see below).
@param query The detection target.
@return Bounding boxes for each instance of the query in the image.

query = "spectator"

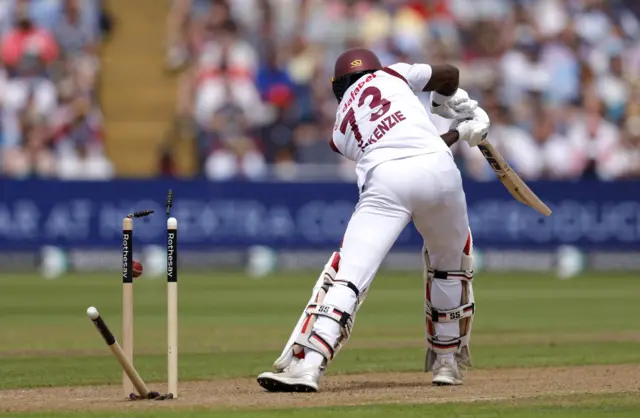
[166,0,233,70]
[1,1,58,78]
[163,0,640,182]
[566,91,622,180]
[596,54,627,123]
[203,101,266,180]
[0,2,58,177]
[53,0,98,56]
[186,19,262,127]
[53,94,113,180]
[534,107,575,180]
[1,87,55,177]
[256,42,294,103]
[0,0,110,180]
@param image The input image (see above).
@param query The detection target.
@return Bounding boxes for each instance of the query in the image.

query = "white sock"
[303,349,326,367]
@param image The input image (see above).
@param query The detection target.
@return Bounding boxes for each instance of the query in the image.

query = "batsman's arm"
[423,64,459,96]
[422,65,473,119]
[440,130,460,148]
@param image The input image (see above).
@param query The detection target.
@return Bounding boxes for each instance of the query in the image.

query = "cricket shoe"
[431,357,464,386]
[257,363,322,393]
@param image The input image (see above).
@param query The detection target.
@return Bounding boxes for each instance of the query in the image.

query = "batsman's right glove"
[450,107,490,147]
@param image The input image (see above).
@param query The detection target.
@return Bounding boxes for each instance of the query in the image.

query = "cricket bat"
[477,141,552,216]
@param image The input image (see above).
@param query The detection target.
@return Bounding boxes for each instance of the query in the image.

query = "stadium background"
[0,0,639,277]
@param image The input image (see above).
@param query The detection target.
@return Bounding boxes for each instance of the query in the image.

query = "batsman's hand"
[430,88,478,120]
[450,107,490,147]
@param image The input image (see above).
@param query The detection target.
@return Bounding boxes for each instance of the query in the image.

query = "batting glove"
[431,88,478,120]
[450,107,490,147]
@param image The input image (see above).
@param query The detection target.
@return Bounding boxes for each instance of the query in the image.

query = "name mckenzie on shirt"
[362,110,406,150]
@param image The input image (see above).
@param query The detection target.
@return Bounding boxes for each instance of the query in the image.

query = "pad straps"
[295,283,359,361]
[426,301,475,323]
[427,334,471,355]
[428,268,473,281]
[306,303,354,338]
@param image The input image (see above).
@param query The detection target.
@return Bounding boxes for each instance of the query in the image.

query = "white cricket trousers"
[309,151,470,364]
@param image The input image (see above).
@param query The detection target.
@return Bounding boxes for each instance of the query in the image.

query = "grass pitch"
[1,270,639,416]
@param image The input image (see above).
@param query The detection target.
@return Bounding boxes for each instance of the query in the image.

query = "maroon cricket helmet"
[331,48,382,101]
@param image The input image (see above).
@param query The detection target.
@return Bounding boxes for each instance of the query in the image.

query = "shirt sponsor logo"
[341,74,376,112]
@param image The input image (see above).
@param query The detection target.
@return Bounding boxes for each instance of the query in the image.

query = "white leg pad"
[273,252,368,371]
[303,283,358,361]
[424,229,475,371]
[273,252,339,371]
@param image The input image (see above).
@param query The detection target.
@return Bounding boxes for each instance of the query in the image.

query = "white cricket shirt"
[331,63,450,189]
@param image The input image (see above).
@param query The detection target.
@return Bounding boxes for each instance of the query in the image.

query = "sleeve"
[40,31,60,63]
[1,34,19,67]
[387,62,433,93]
[330,114,344,155]
[329,137,341,154]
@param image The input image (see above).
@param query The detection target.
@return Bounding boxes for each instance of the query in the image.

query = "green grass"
[2,393,640,417]
[1,270,639,415]
[1,271,640,387]
[4,340,639,389]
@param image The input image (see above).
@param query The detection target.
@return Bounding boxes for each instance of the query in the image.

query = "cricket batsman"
[257,48,490,392]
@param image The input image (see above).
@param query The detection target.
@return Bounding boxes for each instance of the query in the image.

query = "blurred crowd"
[165,0,640,181]
[0,0,113,180]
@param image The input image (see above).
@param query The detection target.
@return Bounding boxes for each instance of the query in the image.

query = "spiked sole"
[257,376,318,393]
